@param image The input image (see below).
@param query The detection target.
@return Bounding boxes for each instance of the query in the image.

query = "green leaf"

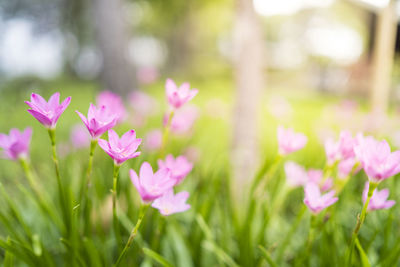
[0,238,40,266]
[4,238,14,267]
[202,241,240,267]
[355,238,371,267]
[258,245,278,267]
[143,247,174,267]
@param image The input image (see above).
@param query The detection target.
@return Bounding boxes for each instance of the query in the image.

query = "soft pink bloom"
[144,130,162,152]
[96,91,126,123]
[129,91,157,116]
[277,126,308,155]
[70,124,90,148]
[137,67,159,85]
[25,92,71,128]
[354,135,400,183]
[363,182,395,211]
[76,104,117,139]
[0,128,32,160]
[98,129,141,165]
[338,157,360,179]
[165,78,198,109]
[304,183,338,214]
[151,189,190,215]
[324,138,340,165]
[130,162,175,202]
[307,169,333,191]
[158,154,193,185]
[337,131,356,159]
[284,161,308,188]
[164,106,199,135]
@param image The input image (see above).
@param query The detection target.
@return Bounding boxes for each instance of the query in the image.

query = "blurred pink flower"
[325,130,357,165]
[76,104,117,139]
[158,154,193,185]
[152,189,190,215]
[144,129,162,152]
[363,182,395,211]
[129,91,157,116]
[130,162,175,202]
[307,169,333,192]
[284,161,308,188]
[98,129,141,165]
[164,106,199,135]
[165,78,198,109]
[25,92,71,129]
[0,128,32,160]
[137,67,159,84]
[70,124,90,149]
[338,157,360,179]
[324,138,340,165]
[277,126,308,156]
[304,183,338,214]
[354,135,400,183]
[96,91,126,123]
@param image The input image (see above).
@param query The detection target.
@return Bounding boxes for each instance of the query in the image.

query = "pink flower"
[96,91,126,123]
[129,91,157,116]
[151,189,191,215]
[76,104,117,139]
[98,129,141,165]
[324,138,340,165]
[70,124,90,149]
[304,183,338,214]
[130,162,175,202]
[363,182,395,211]
[0,128,32,160]
[165,78,198,109]
[143,130,162,152]
[338,157,360,179]
[25,92,71,128]
[277,126,308,156]
[164,106,199,135]
[324,131,357,165]
[354,135,400,183]
[158,154,193,185]
[307,169,333,192]
[284,161,308,188]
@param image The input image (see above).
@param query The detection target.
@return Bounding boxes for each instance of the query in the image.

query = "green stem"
[19,158,62,229]
[160,110,174,157]
[48,128,70,236]
[276,204,306,262]
[114,204,149,267]
[347,181,377,266]
[112,164,122,248]
[82,139,97,236]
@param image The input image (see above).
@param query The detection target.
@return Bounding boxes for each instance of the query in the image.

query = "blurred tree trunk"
[231,0,264,199]
[92,0,135,95]
[370,0,397,114]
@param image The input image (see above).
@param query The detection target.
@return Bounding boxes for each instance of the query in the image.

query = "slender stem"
[81,139,97,235]
[160,110,174,157]
[276,204,306,262]
[112,164,122,248]
[19,158,62,229]
[48,128,70,236]
[347,181,377,266]
[114,204,149,267]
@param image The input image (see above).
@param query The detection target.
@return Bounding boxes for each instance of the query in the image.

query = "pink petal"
[27,109,52,127]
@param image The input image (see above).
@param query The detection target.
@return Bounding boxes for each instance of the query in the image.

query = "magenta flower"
[165,78,198,109]
[76,104,117,139]
[277,126,308,156]
[158,154,193,185]
[363,182,395,211]
[70,124,90,149]
[164,106,199,135]
[144,129,162,152]
[354,135,400,183]
[130,162,175,202]
[284,161,308,188]
[152,189,191,216]
[98,130,141,165]
[0,128,32,160]
[96,91,126,123]
[25,92,71,128]
[304,183,338,214]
